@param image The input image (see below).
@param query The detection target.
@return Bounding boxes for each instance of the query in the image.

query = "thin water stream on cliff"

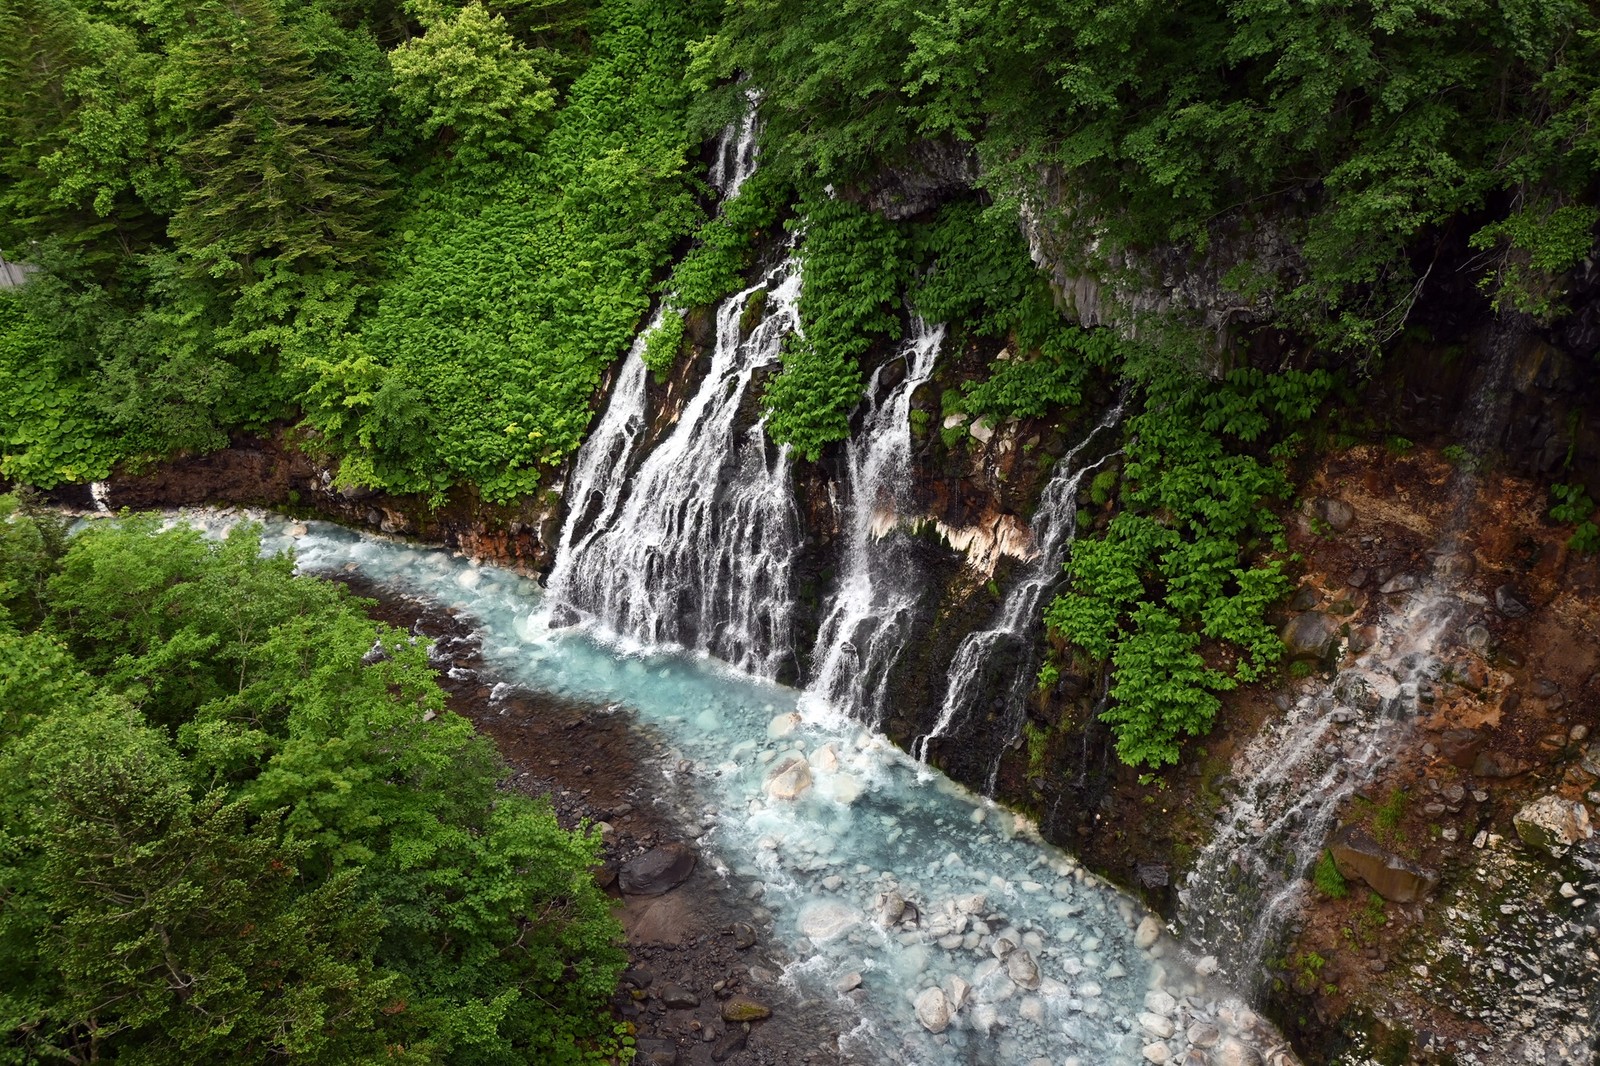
[803,319,945,728]
[915,403,1123,788]
[171,508,1287,1066]
[1175,321,1527,994]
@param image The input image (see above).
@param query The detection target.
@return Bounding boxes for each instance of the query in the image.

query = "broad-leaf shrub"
[1047,367,1334,768]
[763,194,908,458]
[0,507,626,1063]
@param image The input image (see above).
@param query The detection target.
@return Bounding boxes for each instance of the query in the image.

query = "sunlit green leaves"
[763,193,908,458]
[1048,367,1334,768]
[1,506,627,1062]
[391,3,556,166]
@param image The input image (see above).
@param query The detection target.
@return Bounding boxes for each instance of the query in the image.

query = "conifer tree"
[161,0,391,282]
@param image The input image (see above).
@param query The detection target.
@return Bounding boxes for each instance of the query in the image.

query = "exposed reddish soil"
[1059,442,1600,1061]
[52,430,562,572]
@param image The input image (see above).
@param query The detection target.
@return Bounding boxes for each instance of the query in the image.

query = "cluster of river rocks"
[708,712,1301,1066]
[818,879,1295,1066]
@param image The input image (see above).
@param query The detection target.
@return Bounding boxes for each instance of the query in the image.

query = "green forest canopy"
[1,0,1595,497]
[0,497,626,1064]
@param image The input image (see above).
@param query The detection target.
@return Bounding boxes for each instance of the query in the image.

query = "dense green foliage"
[640,308,686,378]
[1047,368,1335,768]
[0,0,717,500]
[5,0,1597,777]
[1313,850,1351,901]
[761,195,908,458]
[6,0,1595,490]
[700,0,1600,348]
[0,500,624,1063]
[910,201,1121,420]
[663,166,791,311]
[311,1,714,502]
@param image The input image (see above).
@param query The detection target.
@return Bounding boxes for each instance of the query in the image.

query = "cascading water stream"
[802,319,944,727]
[708,86,761,199]
[1175,322,1526,993]
[550,306,662,564]
[161,508,1291,1066]
[1173,591,1458,993]
[915,402,1124,788]
[546,104,804,679]
[545,261,803,678]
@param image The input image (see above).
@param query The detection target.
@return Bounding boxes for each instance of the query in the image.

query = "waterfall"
[546,100,805,678]
[546,261,803,678]
[708,86,760,199]
[915,403,1124,786]
[1175,322,1525,993]
[802,320,944,726]
[1173,592,1458,993]
[550,307,661,567]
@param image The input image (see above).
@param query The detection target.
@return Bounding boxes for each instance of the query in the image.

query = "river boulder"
[875,889,907,927]
[619,843,697,896]
[914,986,951,1033]
[1215,1039,1264,1066]
[1330,824,1439,902]
[767,711,801,738]
[1134,914,1164,949]
[797,899,859,941]
[1007,948,1042,989]
[720,996,771,1022]
[764,755,812,800]
[1281,612,1341,661]
[1513,795,1594,851]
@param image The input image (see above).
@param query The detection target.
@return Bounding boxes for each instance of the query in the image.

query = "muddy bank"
[341,575,845,1066]
[45,430,564,572]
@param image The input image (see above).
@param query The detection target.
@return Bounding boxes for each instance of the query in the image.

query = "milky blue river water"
[165,511,1275,1066]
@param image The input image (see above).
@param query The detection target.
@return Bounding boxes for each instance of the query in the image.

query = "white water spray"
[1175,321,1527,992]
[708,87,761,199]
[802,320,944,726]
[546,260,803,678]
[916,402,1124,780]
[1175,588,1458,992]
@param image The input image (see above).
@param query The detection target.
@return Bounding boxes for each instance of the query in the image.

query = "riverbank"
[45,410,1599,1063]
[343,575,846,1066]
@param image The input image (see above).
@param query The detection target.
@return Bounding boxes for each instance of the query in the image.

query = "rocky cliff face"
[1019,174,1307,348]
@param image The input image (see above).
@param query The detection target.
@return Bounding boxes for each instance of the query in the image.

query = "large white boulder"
[914,987,951,1033]
[765,755,812,800]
